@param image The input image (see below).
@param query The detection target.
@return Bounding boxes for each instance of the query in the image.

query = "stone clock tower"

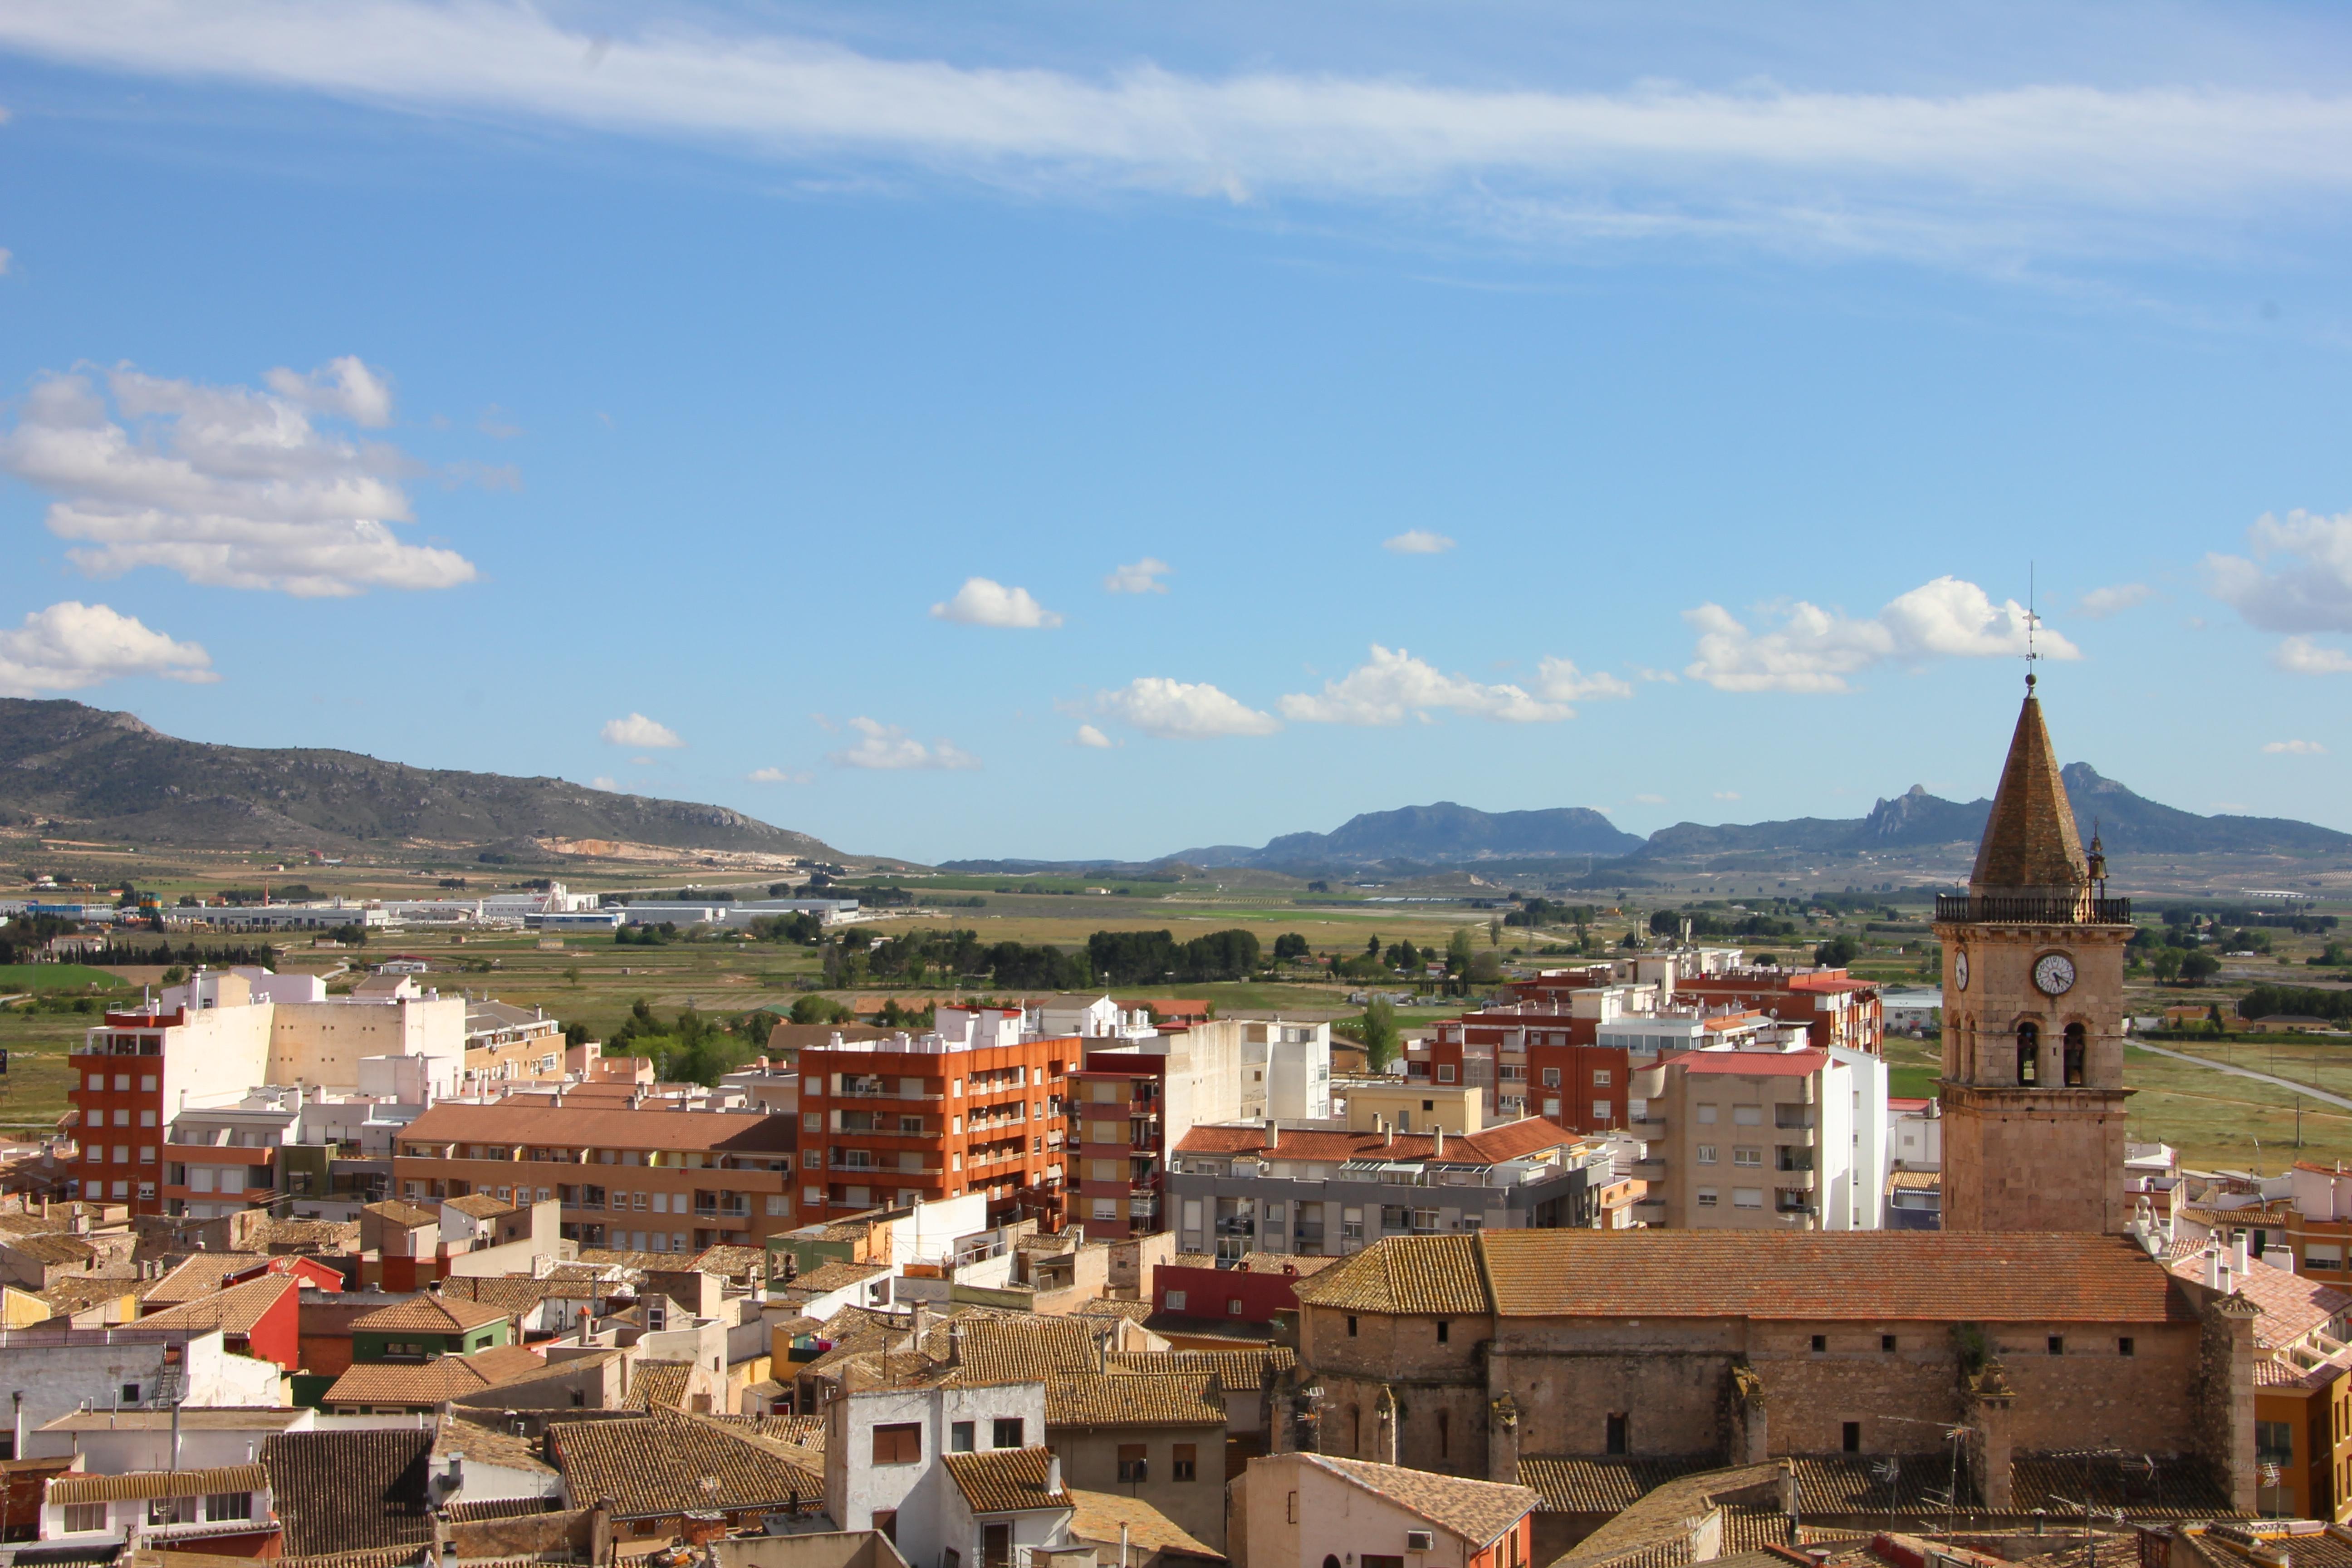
[1935,678,2134,1234]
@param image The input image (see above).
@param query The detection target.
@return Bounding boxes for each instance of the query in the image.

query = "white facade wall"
[823,1380,1048,1568]
[1829,1044,1890,1230]
[10,1330,283,1459]
[1244,1453,1504,1568]
[157,1008,274,1121]
[40,1411,314,1473]
[268,995,465,1090]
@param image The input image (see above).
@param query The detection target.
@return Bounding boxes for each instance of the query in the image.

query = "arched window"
[2064,1023,2087,1088]
[2017,1021,2040,1086]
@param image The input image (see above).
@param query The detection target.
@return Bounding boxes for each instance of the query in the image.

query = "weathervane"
[2024,564,2040,693]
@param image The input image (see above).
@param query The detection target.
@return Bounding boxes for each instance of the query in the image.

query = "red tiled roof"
[1662,1049,1828,1076]
[1175,1116,1576,1167]
[397,1101,792,1154]
[1298,1231,2199,1324]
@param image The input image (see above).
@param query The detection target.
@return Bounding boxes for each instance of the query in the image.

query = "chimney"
[1263,1118,1278,1152]
[1385,1120,1396,1150]
[2234,1230,2252,1275]
[1434,1126,1446,1158]
[1046,1454,1063,1495]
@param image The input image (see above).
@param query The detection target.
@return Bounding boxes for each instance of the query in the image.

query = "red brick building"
[1068,1049,1168,1239]
[798,1006,1079,1227]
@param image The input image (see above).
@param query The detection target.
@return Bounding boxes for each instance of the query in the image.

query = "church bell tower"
[1935,676,2133,1233]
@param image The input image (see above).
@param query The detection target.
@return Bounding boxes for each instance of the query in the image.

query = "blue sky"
[2,2,2352,863]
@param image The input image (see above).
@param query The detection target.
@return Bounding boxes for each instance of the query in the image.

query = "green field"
[0,965,138,994]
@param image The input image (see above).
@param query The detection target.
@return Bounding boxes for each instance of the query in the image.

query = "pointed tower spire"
[1968,686,2087,901]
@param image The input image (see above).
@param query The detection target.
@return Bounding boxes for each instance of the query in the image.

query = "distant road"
[2132,1039,2352,1112]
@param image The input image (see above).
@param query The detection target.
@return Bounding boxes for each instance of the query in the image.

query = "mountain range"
[945,769,2352,876]
[0,699,839,860]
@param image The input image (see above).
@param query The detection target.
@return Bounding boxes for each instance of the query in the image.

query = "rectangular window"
[1592,1101,1611,1122]
[1695,1188,1718,1207]
[1695,1145,1718,1165]
[872,1423,922,1464]
[1882,1335,1897,1352]
[2118,1336,2135,1356]
[1592,1069,1612,1086]
[1173,1444,1197,1481]
[1436,1320,1450,1344]
[2258,1420,2295,1466]
[951,1421,975,1453]
[1541,1068,1561,1088]
[1733,1105,1763,1126]
[1695,1105,1718,1124]
[63,1503,104,1533]
[1842,1421,1861,1453]
[2048,1335,2065,1356]
[993,1417,1025,1449]
[204,1493,253,1522]
[1165,1290,1188,1312]
[1812,1334,1827,1353]
[1732,1188,1763,1209]
[2308,1245,2345,1271]
[1733,1147,1762,1166]
[1347,1315,1358,1337]
[148,1497,198,1526]
[1118,1444,1148,1482]
[1605,1413,1628,1455]
[1436,1065,1456,1083]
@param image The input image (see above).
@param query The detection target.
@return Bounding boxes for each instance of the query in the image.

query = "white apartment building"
[822,1374,1067,1568]
[1630,1036,1890,1231]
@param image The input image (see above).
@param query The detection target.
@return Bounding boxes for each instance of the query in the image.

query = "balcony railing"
[1936,894,2131,925]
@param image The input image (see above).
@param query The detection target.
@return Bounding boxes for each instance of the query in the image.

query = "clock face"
[1953,951,1969,991]
[2033,952,2078,996]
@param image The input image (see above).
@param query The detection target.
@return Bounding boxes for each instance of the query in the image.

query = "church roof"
[1970,691,2088,898]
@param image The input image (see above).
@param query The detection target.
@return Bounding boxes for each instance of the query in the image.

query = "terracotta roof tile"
[142,1252,272,1305]
[1047,1373,1225,1429]
[1431,1230,2195,1323]
[400,1101,793,1155]
[3,1233,94,1264]
[954,1318,1103,1383]
[2164,1254,2352,1348]
[549,1411,820,1519]
[135,1273,295,1335]
[49,1463,265,1504]
[1553,1462,1786,1568]
[322,1344,545,1405]
[632,1361,693,1411]
[1067,1488,1224,1563]
[349,1294,510,1333]
[1176,1117,1577,1168]
[1514,1456,1722,1515]
[443,1194,515,1219]
[943,1447,1073,1515]
[1304,1455,1539,1548]
[262,1429,435,1557]
[1105,1347,1296,1388]
[363,1200,439,1230]
[1291,1235,1489,1316]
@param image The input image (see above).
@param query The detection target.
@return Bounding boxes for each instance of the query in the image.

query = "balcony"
[1935,894,2131,925]
[1776,1170,1818,1191]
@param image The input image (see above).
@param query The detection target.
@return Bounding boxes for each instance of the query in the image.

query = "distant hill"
[1632,765,2352,862]
[0,698,841,859]
[953,770,2352,878]
[1171,801,1645,870]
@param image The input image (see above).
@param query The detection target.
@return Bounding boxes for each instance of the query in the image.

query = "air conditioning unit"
[1406,1531,1435,1553]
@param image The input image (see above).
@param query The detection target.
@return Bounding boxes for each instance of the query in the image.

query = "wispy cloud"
[1072,723,1116,749]
[1383,530,1455,555]
[0,601,217,696]
[5,7,2336,268]
[2208,510,2352,639]
[1094,677,1279,739]
[2276,636,2352,674]
[601,712,683,748]
[1684,576,2077,694]
[0,358,477,598]
[930,577,1062,628]
[748,765,813,783]
[1103,558,1171,594]
[831,716,980,770]
[2262,739,2328,755]
[2077,583,2154,618]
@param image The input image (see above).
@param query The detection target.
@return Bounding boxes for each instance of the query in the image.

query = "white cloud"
[260,355,393,427]
[1533,657,1634,702]
[1631,666,1681,684]
[1632,793,1666,805]
[0,249,13,277]
[2262,739,2329,755]
[0,600,217,696]
[2206,510,2352,634]
[601,712,684,749]
[1282,644,1595,725]
[748,766,813,783]
[2276,636,2352,674]
[476,404,520,440]
[1713,791,1743,801]
[15,7,2352,269]
[1383,530,1455,556]
[590,775,621,792]
[0,359,477,598]
[1684,576,2079,693]
[1072,724,1116,749]
[2077,583,2154,618]
[1103,558,1170,594]
[1097,677,1280,739]
[831,716,981,770]
[930,577,1062,628]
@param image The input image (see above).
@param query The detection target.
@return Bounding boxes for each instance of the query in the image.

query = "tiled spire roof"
[1969,693,2087,898]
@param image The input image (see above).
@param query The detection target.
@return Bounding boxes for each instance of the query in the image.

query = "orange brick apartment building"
[798,1006,1079,1227]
